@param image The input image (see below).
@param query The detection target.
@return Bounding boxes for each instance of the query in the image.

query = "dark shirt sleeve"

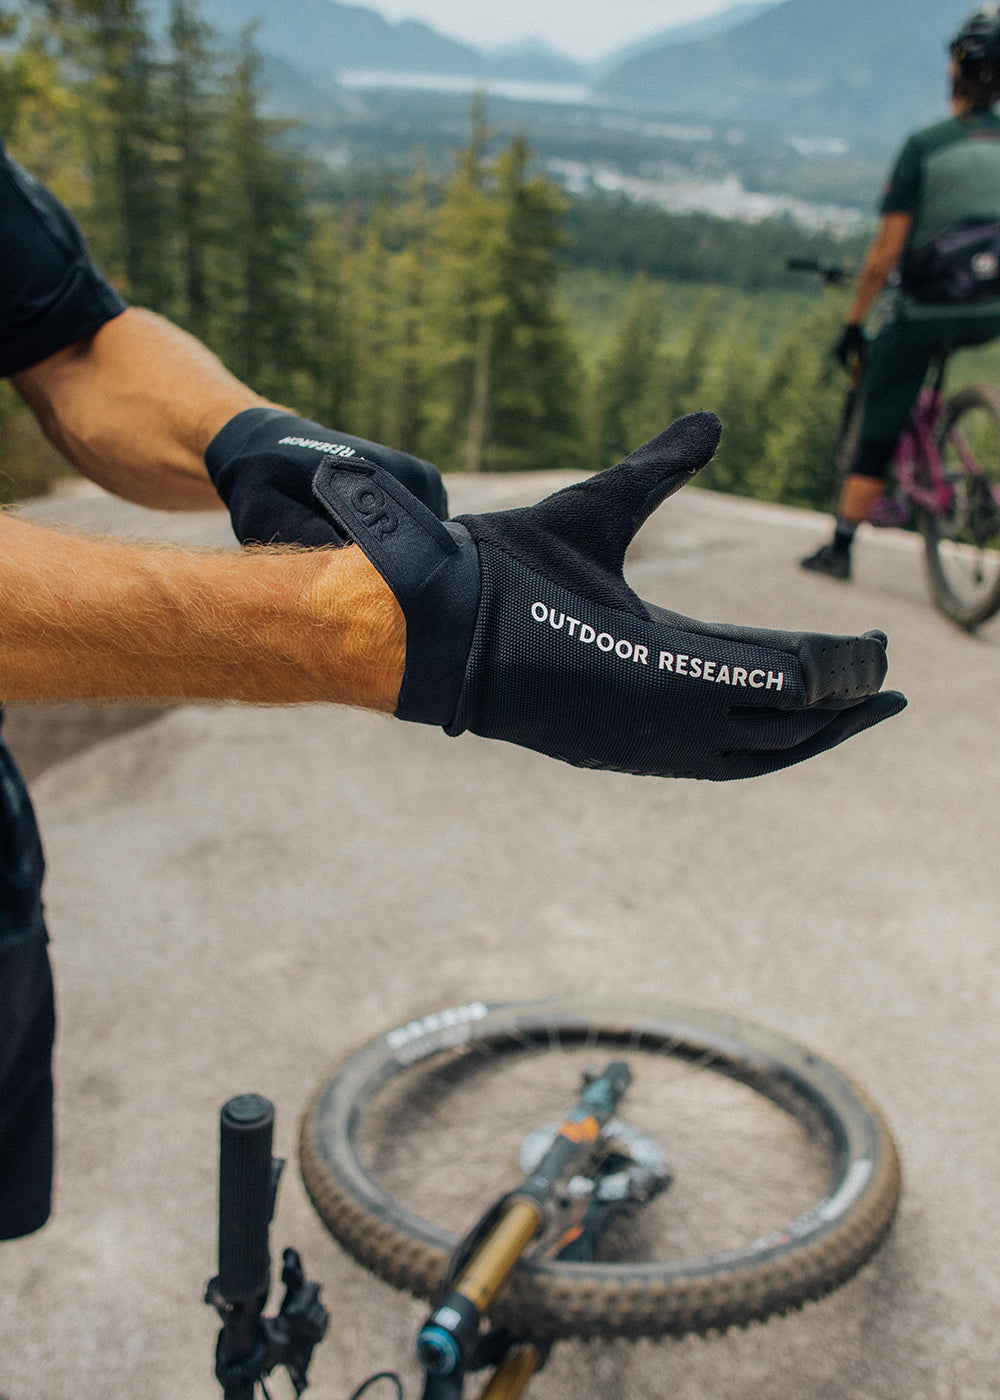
[879,135,922,217]
[0,135,128,378]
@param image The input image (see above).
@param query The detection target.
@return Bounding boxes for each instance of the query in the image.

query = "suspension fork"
[415,1062,633,1400]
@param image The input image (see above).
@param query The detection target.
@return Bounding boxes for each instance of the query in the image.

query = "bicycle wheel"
[922,382,1000,629]
[300,997,900,1341]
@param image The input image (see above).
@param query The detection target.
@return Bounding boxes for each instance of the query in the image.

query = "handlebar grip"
[217,1094,279,1301]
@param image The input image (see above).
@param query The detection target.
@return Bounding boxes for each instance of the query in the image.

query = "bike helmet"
[951,7,1000,69]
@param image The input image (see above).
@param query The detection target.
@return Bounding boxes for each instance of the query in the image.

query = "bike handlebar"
[786,256,855,286]
[207,1096,327,1400]
[217,1094,282,1302]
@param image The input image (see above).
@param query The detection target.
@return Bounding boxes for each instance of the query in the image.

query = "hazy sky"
[367,1,750,63]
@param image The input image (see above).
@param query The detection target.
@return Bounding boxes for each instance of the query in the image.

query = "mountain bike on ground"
[790,256,1000,630]
[207,996,902,1400]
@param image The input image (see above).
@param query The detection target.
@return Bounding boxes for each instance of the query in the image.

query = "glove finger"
[721,703,863,755]
[524,411,722,576]
[207,408,450,521]
[795,628,890,706]
[705,690,907,780]
[648,608,894,708]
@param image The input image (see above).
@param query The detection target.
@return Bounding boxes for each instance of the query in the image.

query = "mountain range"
[598,0,975,142]
[148,0,981,150]
[144,0,779,87]
[588,1,780,77]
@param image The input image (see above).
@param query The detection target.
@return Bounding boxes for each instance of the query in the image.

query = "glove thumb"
[458,411,721,616]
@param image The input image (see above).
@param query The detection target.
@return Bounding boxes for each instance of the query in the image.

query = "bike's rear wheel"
[922,382,1000,629]
[300,997,900,1341]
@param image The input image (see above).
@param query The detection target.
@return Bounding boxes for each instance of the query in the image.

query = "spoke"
[355,1034,834,1262]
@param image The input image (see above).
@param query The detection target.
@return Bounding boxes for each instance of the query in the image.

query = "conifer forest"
[4,0,979,510]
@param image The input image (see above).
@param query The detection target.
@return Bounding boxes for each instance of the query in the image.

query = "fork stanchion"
[476,1343,545,1400]
[449,1200,544,1313]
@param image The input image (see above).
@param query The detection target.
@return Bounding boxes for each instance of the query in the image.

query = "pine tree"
[213,26,309,398]
[667,290,721,418]
[423,112,505,473]
[591,275,664,467]
[385,168,436,456]
[484,135,583,472]
[349,193,434,452]
[0,5,88,200]
[424,121,583,473]
[697,325,765,497]
[749,302,843,510]
[55,0,172,307]
[298,213,361,432]
[605,289,721,454]
[163,0,219,340]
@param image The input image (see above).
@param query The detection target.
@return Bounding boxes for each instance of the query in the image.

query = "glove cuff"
[205,407,292,477]
[206,407,450,523]
[311,457,480,728]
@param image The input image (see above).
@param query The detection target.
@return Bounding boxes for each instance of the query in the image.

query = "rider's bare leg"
[801,443,894,580]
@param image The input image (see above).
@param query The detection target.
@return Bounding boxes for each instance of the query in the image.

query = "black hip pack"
[902,217,1000,304]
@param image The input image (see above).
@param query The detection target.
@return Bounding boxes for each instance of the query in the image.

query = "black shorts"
[0,732,54,1239]
[0,932,55,1238]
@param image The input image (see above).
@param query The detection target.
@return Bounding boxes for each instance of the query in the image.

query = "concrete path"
[1,473,998,1400]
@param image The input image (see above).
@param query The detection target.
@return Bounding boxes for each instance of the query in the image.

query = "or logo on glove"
[207,408,906,780]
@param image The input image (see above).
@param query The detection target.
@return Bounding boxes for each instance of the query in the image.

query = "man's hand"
[206,407,448,544]
[833,323,868,371]
[209,410,906,780]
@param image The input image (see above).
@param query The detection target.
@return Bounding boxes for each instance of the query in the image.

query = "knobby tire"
[299,997,900,1342]
[922,382,1000,629]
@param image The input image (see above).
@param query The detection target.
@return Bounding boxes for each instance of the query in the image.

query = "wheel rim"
[932,396,1000,619]
[304,998,898,1337]
[349,1032,842,1266]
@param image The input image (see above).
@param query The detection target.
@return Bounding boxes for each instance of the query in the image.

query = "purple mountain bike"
[867,362,1000,630]
[793,257,1000,630]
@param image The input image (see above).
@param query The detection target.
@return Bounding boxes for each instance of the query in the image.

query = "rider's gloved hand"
[833,323,868,371]
[209,410,906,780]
[205,407,449,546]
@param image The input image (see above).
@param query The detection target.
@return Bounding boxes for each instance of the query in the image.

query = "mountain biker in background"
[802,6,1000,580]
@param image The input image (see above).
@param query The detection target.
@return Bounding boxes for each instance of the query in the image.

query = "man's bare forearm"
[0,513,405,709]
[11,308,268,512]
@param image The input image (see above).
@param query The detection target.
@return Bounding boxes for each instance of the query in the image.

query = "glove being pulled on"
[209,409,906,780]
[206,407,449,546]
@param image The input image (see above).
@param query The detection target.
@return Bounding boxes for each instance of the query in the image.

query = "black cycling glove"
[833,323,868,371]
[208,409,906,780]
[205,407,449,546]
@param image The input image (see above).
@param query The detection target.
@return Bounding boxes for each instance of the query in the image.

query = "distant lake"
[337,70,595,105]
[335,70,866,232]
